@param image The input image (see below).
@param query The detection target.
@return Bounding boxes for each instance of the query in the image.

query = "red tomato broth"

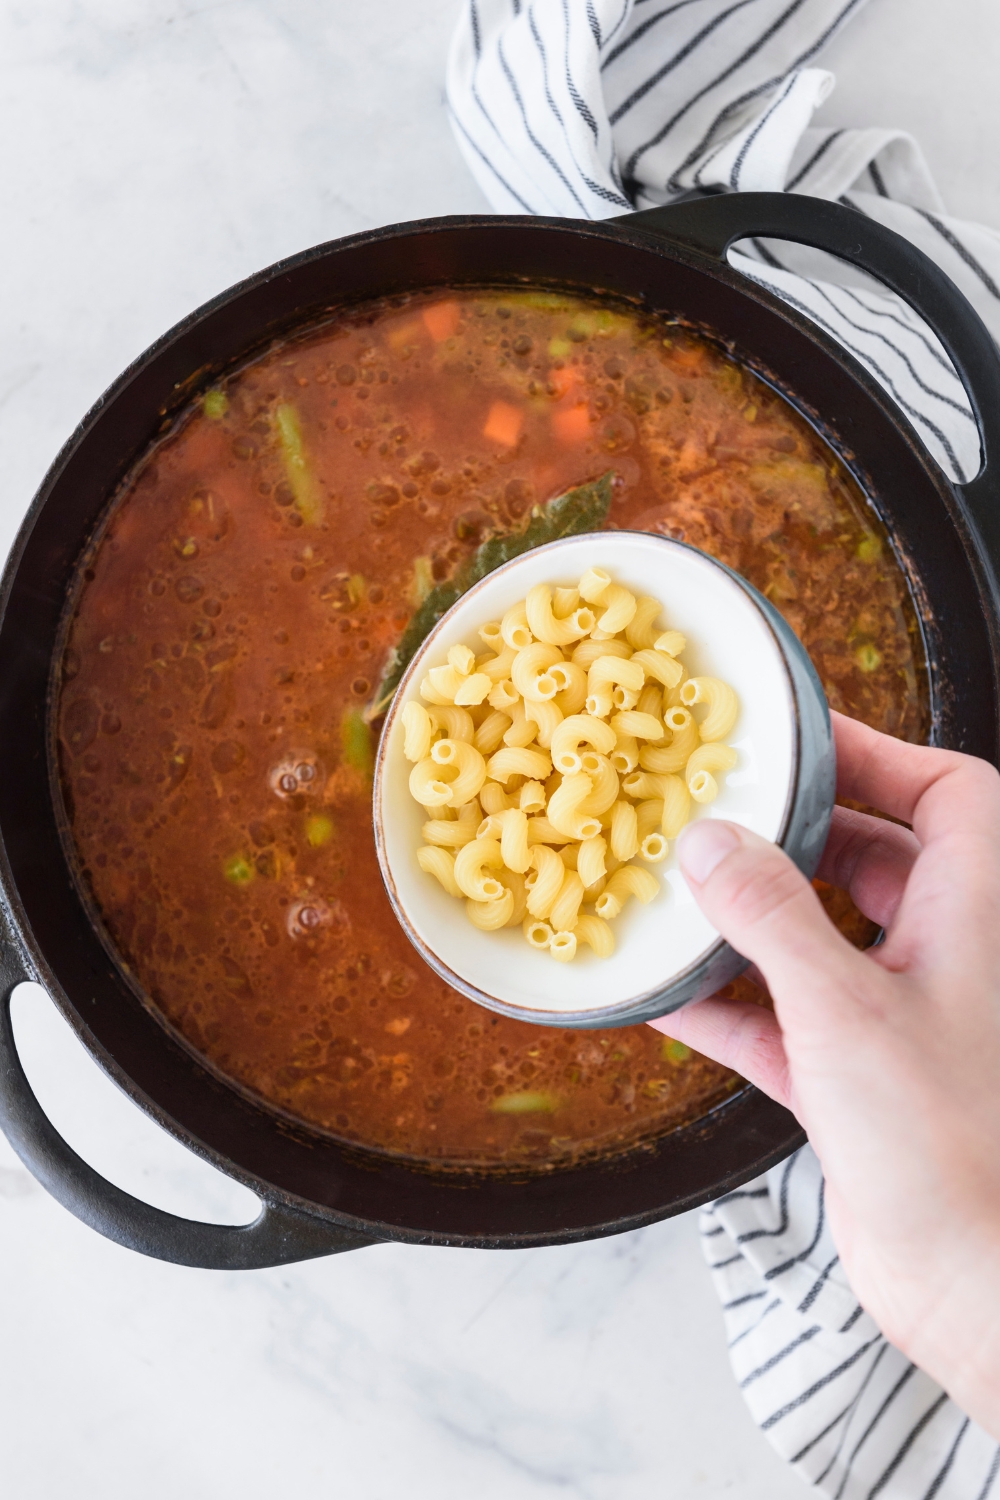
[54,287,927,1170]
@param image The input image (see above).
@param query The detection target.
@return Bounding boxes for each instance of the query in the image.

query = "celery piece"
[854,643,883,673]
[341,709,374,778]
[856,534,882,564]
[306,814,334,848]
[490,1091,559,1114]
[548,337,572,359]
[224,854,255,885]
[275,403,323,524]
[370,471,613,718]
[505,290,577,311]
[203,388,228,420]
[663,1038,691,1064]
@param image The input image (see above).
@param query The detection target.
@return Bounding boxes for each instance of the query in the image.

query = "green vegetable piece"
[306,814,334,848]
[369,471,614,718]
[490,1091,559,1115]
[224,854,255,885]
[203,389,228,420]
[548,337,572,359]
[854,643,883,673]
[342,709,374,778]
[663,1038,691,1064]
[506,290,576,311]
[275,403,323,525]
[856,534,882,564]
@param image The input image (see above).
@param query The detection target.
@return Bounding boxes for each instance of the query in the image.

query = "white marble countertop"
[0,3,997,1495]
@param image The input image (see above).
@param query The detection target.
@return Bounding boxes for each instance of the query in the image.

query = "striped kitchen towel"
[702,1147,1000,1497]
[446,2,1000,1492]
[446,0,1000,486]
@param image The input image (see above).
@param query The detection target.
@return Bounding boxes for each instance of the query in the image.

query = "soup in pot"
[54,287,928,1170]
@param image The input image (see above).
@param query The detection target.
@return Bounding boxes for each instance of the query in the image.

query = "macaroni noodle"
[400,566,740,963]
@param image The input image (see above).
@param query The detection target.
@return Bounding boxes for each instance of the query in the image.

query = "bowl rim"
[373,528,802,1027]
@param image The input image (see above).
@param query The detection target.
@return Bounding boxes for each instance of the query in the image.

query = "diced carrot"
[422,301,461,342]
[552,405,591,445]
[484,400,524,447]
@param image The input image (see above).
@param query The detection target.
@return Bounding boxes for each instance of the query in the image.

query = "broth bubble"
[269,751,324,800]
[286,897,343,939]
[175,576,204,604]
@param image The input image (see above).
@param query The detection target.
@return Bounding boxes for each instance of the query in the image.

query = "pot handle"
[615,193,1000,559]
[0,950,374,1269]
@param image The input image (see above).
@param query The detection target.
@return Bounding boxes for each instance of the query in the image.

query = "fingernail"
[678,820,741,884]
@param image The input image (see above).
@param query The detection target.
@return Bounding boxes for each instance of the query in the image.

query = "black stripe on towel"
[833,1364,917,1499]
[561,0,600,135]
[975,1446,1000,1499]
[765,1177,826,1277]
[760,1336,884,1432]
[728,1295,782,1350]
[737,1151,798,1243]
[527,10,631,207]
[839,1305,866,1334]
[446,104,536,213]
[866,1393,950,1499]
[730,73,799,188]
[496,35,589,213]
[746,236,789,268]
[723,1288,770,1311]
[868,157,890,198]
[918,211,1000,302]
[612,0,762,132]
[797,1254,840,1315]
[802,282,976,421]
[660,0,865,191]
[813,1343,892,1485]
[707,1251,747,1269]
[786,128,844,190]
[740,275,968,480]
[602,0,719,69]
[922,1418,971,1500]
[739,1323,823,1389]
[791,1397,857,1465]
[714,1184,771,1206]
[836,284,961,377]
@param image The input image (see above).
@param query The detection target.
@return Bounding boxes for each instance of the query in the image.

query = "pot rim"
[2,202,990,1258]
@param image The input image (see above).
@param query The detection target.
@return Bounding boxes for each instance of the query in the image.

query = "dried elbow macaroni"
[402,569,739,962]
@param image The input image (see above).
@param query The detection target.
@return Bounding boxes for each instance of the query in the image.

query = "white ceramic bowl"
[373,531,834,1028]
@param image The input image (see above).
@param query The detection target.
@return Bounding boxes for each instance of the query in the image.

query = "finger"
[647,1000,792,1108]
[677,819,868,1012]
[878,766,1000,972]
[832,712,983,829]
[817,805,920,928]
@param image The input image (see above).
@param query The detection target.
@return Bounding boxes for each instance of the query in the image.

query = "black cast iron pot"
[2,194,999,1270]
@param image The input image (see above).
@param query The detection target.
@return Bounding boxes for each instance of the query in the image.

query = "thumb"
[677,820,865,1009]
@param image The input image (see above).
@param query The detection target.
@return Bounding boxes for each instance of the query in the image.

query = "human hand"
[650,712,1000,1434]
